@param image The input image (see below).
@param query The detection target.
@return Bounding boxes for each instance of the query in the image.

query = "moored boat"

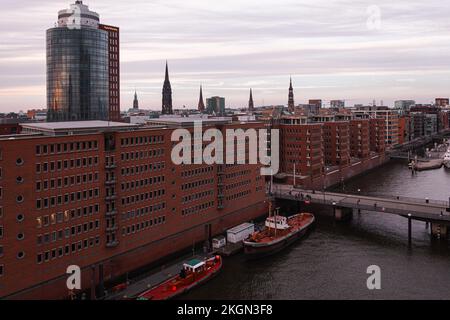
[136,255,222,300]
[243,205,315,258]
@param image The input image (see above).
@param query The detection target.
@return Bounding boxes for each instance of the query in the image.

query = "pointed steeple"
[248,88,254,111]
[164,60,169,82]
[133,90,139,110]
[288,77,295,112]
[162,61,173,115]
[198,85,205,112]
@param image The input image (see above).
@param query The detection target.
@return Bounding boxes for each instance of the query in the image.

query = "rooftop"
[21,121,140,136]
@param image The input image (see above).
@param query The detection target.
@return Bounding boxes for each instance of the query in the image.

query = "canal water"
[182,160,450,300]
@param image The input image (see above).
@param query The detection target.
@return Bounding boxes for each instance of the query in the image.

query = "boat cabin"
[183,259,206,274]
[265,216,290,230]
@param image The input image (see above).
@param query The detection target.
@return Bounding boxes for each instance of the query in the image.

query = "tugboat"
[243,204,315,258]
[136,255,222,300]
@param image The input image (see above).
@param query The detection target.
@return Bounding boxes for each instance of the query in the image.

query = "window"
[0,246,3,257]
[17,251,25,259]
[17,214,24,222]
[0,225,3,238]
[0,264,3,276]
[16,158,24,166]
[17,233,24,241]
[16,195,24,203]
[16,176,24,184]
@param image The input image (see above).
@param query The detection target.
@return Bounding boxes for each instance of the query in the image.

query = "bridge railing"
[327,190,448,207]
[282,186,448,207]
[273,191,450,221]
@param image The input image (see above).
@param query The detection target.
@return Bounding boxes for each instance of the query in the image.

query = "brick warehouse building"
[349,119,370,159]
[323,122,350,167]
[369,118,386,154]
[0,120,268,299]
[277,122,324,181]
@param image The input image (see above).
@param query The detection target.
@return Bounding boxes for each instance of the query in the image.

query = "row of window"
[37,220,100,246]
[121,216,166,236]
[120,149,165,162]
[120,135,164,147]
[225,169,251,179]
[226,190,251,201]
[36,205,100,229]
[181,178,214,191]
[182,190,214,204]
[225,179,252,191]
[120,162,166,176]
[181,201,215,216]
[120,189,165,206]
[37,236,101,264]
[35,141,99,155]
[181,166,214,178]
[36,188,100,209]
[120,176,165,192]
[120,202,166,221]
[36,173,99,191]
[36,157,99,173]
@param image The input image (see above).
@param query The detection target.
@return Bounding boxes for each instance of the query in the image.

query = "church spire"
[133,90,139,110]
[248,88,254,111]
[288,77,295,112]
[162,61,173,115]
[198,85,205,112]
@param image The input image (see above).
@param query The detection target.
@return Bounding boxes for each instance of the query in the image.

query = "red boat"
[136,256,222,300]
[243,204,315,258]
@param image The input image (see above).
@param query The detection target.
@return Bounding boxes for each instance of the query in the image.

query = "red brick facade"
[323,122,350,167]
[0,122,268,299]
[349,119,370,159]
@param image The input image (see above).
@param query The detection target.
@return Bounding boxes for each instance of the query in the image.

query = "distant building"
[206,97,225,115]
[198,86,205,112]
[330,100,345,108]
[248,89,254,112]
[394,100,415,114]
[162,62,173,115]
[323,121,350,167]
[133,91,139,110]
[47,1,119,122]
[435,98,449,108]
[288,78,295,112]
[99,24,121,121]
[308,99,322,109]
[349,119,370,159]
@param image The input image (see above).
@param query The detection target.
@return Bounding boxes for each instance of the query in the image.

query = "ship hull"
[243,215,315,259]
[137,257,222,300]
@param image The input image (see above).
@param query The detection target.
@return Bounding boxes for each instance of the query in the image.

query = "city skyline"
[1,0,450,112]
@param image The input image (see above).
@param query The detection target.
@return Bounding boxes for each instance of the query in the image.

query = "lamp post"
[407,213,412,248]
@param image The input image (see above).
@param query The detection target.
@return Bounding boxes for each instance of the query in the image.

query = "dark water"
[183,160,450,300]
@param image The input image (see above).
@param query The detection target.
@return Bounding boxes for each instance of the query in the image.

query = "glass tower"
[47,1,109,121]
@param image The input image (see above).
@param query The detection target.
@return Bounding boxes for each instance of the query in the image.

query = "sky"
[0,0,450,112]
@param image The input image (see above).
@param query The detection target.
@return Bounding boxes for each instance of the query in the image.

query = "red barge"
[243,205,315,258]
[136,256,222,300]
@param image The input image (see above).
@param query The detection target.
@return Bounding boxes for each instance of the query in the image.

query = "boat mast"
[274,207,278,237]
[268,202,272,235]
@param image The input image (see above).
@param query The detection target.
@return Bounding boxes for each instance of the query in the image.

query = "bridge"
[272,184,450,241]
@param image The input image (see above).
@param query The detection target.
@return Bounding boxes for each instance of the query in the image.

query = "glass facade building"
[46,2,110,122]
